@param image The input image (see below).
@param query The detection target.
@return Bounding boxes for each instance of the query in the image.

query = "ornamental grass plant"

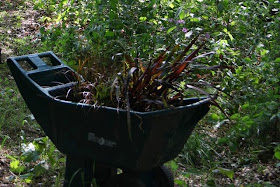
[65,34,229,113]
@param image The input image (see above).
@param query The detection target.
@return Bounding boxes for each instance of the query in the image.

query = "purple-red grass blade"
[167,44,205,81]
[197,64,234,70]
[171,35,200,68]
[211,99,230,120]
[111,76,119,101]
[164,44,179,65]
[153,46,169,64]
[125,67,138,141]
[186,84,212,98]
[192,51,215,61]
[190,81,233,98]
[124,54,135,67]
[138,59,146,72]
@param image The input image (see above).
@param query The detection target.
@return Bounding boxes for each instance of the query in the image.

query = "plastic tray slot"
[28,67,77,88]
[17,57,38,71]
[38,53,61,66]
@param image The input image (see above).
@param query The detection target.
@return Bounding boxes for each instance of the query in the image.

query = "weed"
[0,65,29,132]
[179,132,217,168]
[6,135,65,185]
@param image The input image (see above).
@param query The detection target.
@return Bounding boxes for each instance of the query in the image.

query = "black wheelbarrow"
[7,52,210,187]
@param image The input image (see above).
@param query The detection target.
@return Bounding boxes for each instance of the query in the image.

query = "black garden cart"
[7,52,210,187]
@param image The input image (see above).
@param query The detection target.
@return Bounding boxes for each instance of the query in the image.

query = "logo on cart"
[88,132,117,148]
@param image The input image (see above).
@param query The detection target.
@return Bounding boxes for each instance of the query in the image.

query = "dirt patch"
[0,1,44,186]
[0,0,41,63]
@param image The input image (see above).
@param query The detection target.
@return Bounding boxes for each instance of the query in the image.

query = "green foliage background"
[2,0,279,185]
[36,0,279,143]
[36,0,280,183]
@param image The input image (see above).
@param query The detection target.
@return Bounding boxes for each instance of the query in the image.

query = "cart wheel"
[152,165,174,187]
[103,173,145,187]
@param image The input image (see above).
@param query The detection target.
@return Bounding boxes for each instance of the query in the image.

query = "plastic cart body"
[7,52,210,187]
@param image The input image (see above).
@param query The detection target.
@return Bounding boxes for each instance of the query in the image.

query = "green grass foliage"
[35,0,279,146]
[1,0,279,185]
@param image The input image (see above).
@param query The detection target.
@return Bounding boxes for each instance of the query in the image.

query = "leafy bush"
[36,1,207,62]
[33,0,280,183]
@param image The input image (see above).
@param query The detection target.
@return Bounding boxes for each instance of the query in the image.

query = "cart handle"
[7,51,76,98]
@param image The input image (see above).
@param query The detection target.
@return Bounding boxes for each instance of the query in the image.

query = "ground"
[0,0,279,186]
[0,0,55,186]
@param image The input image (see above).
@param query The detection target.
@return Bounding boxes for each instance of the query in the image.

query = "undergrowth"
[1,0,279,186]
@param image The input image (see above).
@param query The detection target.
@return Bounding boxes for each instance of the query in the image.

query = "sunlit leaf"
[275,58,280,63]
[169,3,175,9]
[20,173,33,183]
[175,179,186,186]
[172,161,180,171]
[275,152,280,160]
[210,113,219,120]
[167,26,176,34]
[230,113,240,120]
[223,28,234,41]
[217,167,234,180]
[105,31,114,37]
[10,160,19,169]
[10,160,25,174]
